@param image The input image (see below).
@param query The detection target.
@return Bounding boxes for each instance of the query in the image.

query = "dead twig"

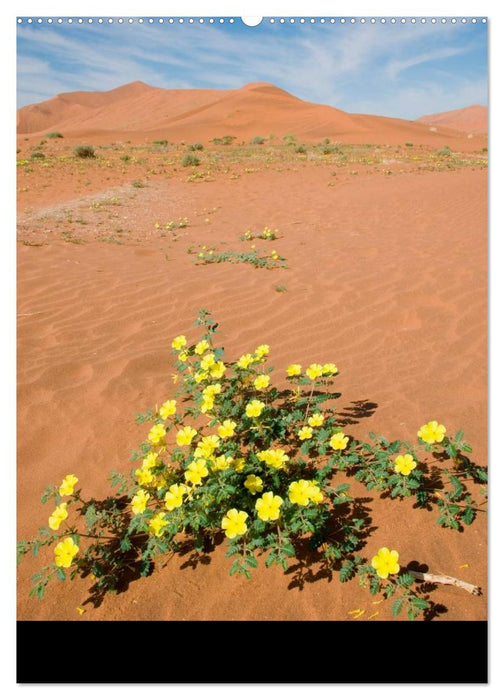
[408,569,482,596]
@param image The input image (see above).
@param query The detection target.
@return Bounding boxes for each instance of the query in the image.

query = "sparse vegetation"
[46,132,63,139]
[73,145,95,159]
[250,136,266,145]
[212,135,236,146]
[188,142,204,151]
[182,153,200,167]
[30,151,45,160]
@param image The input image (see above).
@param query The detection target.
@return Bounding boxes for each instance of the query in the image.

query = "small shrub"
[182,153,200,167]
[30,151,45,160]
[250,136,265,145]
[294,144,307,154]
[153,140,168,147]
[212,135,236,146]
[188,143,204,151]
[46,132,63,139]
[73,145,95,159]
[132,180,147,188]
[435,146,452,157]
[120,154,130,162]
[405,142,413,147]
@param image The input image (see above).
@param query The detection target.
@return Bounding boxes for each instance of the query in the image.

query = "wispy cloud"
[16,19,487,119]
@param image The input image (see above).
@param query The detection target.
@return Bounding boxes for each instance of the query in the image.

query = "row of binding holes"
[18,17,487,24]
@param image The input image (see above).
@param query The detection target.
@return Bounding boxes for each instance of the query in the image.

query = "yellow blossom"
[217,420,237,439]
[210,361,226,379]
[286,364,302,376]
[198,434,220,455]
[200,353,216,371]
[254,344,270,358]
[394,454,417,476]
[306,363,323,381]
[322,363,338,375]
[54,537,79,568]
[211,454,234,471]
[234,457,246,473]
[148,423,166,445]
[203,383,222,397]
[142,452,158,469]
[308,480,323,504]
[149,513,168,537]
[298,426,313,441]
[255,492,283,521]
[417,421,446,445]
[59,474,78,496]
[330,432,349,451]
[246,399,265,418]
[194,370,208,383]
[178,352,188,362]
[257,448,289,470]
[164,483,187,511]
[48,503,69,531]
[200,397,214,414]
[159,399,177,420]
[184,459,209,485]
[308,413,324,427]
[176,426,197,446]
[254,374,270,390]
[131,489,149,515]
[237,353,254,369]
[135,467,155,486]
[288,480,313,506]
[171,335,187,350]
[221,509,249,539]
[244,474,264,495]
[371,547,400,579]
[194,339,210,355]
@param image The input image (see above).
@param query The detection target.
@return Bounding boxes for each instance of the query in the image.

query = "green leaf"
[56,567,66,582]
[462,507,475,526]
[412,597,429,610]
[392,598,403,617]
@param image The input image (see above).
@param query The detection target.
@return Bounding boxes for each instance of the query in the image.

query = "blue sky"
[17,16,487,121]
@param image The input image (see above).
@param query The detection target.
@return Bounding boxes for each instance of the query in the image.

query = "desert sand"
[17,82,487,622]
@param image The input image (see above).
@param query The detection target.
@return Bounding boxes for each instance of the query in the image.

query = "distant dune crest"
[416,105,487,134]
[17,81,488,145]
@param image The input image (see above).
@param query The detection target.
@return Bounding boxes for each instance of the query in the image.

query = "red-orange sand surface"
[17,83,487,622]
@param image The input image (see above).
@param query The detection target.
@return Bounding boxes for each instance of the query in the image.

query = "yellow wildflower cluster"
[288,480,323,506]
[257,448,289,470]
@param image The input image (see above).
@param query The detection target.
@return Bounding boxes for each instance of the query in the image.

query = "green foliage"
[182,153,200,167]
[17,310,486,619]
[212,135,236,146]
[294,144,307,154]
[250,136,266,145]
[46,132,63,138]
[131,180,147,188]
[30,151,45,159]
[153,140,168,146]
[188,244,288,269]
[188,142,204,151]
[73,145,95,159]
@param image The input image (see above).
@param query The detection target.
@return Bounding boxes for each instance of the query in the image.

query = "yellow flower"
[195,339,210,355]
[244,474,264,495]
[176,426,197,446]
[322,363,338,375]
[48,503,68,531]
[234,457,246,473]
[198,434,220,455]
[254,344,270,358]
[271,250,279,260]
[217,420,237,439]
[394,454,417,476]
[371,547,400,579]
[194,370,208,383]
[307,480,323,504]
[255,492,283,521]
[417,421,446,445]
[148,423,166,445]
[330,432,349,451]
[159,399,177,420]
[200,353,216,371]
[184,459,209,485]
[288,480,313,506]
[149,513,168,537]
[306,363,323,381]
[246,399,265,418]
[237,353,254,369]
[286,364,302,376]
[254,374,270,390]
[221,509,249,539]
[171,335,187,350]
[203,383,222,397]
[54,537,79,568]
[200,397,214,414]
[164,483,187,511]
[135,467,155,486]
[59,474,78,496]
[131,489,149,515]
[257,448,289,470]
[298,426,313,441]
[211,454,233,471]
[179,351,188,362]
[308,413,324,427]
[142,452,159,469]
[210,361,226,379]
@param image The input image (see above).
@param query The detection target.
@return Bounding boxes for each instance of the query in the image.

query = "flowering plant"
[18,310,486,619]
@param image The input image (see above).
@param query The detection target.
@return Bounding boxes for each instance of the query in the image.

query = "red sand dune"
[17,81,486,148]
[416,105,488,135]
